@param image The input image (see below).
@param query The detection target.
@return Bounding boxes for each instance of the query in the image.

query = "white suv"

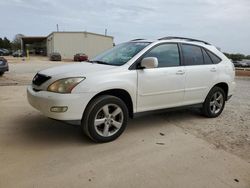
[27,37,235,142]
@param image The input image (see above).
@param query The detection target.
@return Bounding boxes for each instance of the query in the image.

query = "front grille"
[32,73,51,86]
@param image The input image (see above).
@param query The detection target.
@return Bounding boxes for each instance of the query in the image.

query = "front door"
[136,43,185,112]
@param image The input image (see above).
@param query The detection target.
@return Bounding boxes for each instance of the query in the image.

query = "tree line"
[0,34,24,51]
[0,37,11,49]
[223,53,250,61]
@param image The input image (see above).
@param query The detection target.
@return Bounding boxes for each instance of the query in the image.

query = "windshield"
[90,42,150,66]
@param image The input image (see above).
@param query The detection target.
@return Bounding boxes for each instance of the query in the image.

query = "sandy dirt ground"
[236,69,250,77]
[170,77,250,161]
[0,57,250,187]
[0,56,70,86]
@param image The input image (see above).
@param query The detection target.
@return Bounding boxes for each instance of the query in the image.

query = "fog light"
[50,106,68,113]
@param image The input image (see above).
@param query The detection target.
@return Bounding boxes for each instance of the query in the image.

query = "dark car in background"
[232,60,250,68]
[232,61,241,67]
[239,61,250,67]
[35,48,46,56]
[0,57,9,76]
[74,53,88,62]
[50,52,61,61]
[0,49,10,56]
[13,50,25,57]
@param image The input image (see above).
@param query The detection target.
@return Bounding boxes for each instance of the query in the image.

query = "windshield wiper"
[88,60,120,66]
[88,60,109,65]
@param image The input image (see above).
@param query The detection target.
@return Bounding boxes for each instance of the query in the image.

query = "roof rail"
[130,38,145,41]
[158,36,210,45]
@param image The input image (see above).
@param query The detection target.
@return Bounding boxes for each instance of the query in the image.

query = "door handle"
[210,67,217,72]
[176,70,185,75]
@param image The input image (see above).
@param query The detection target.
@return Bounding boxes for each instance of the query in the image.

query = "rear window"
[206,50,221,64]
[202,49,213,64]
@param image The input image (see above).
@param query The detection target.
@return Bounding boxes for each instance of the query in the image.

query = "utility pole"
[105,28,107,36]
[56,24,59,32]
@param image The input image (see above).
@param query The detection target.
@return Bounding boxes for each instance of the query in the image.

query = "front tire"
[82,95,128,142]
[202,86,226,118]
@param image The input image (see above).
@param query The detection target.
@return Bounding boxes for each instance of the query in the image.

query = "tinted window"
[144,44,180,67]
[202,49,213,64]
[206,50,221,64]
[182,44,203,66]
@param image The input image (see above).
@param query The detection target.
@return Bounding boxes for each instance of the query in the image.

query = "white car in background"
[27,37,235,142]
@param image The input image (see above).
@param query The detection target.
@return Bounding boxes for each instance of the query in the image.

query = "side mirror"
[141,57,158,69]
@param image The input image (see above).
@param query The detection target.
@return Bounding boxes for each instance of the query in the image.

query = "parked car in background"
[28,49,36,54]
[0,49,4,56]
[239,62,248,67]
[28,37,235,142]
[232,61,241,67]
[13,50,25,57]
[0,57,9,76]
[35,48,46,56]
[238,60,250,67]
[74,53,88,62]
[50,52,61,61]
[0,49,10,56]
[233,60,250,68]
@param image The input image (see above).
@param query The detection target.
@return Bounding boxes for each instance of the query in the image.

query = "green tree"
[245,55,250,60]
[0,37,11,49]
[0,38,3,48]
[2,37,11,49]
[230,53,245,61]
[11,34,25,50]
[223,52,230,58]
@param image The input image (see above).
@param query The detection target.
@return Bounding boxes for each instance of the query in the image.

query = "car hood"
[38,62,117,76]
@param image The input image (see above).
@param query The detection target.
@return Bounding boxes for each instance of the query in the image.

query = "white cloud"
[0,0,249,54]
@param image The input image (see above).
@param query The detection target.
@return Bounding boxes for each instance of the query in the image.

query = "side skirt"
[133,103,203,118]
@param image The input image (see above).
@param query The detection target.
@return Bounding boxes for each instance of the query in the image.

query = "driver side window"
[144,43,180,67]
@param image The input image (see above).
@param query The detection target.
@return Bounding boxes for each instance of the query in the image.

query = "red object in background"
[74,53,88,62]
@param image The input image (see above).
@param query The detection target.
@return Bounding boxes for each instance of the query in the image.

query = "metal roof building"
[21,31,114,59]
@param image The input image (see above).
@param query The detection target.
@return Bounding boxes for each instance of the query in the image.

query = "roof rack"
[130,38,145,41]
[158,36,210,45]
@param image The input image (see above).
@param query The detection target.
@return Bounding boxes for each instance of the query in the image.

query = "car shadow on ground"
[12,114,92,146]
[126,108,203,132]
[13,109,203,146]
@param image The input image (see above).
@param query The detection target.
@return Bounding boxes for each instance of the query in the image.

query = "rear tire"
[202,86,226,118]
[82,95,128,142]
[0,72,4,76]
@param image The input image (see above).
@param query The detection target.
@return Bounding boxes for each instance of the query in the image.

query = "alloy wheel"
[209,91,224,114]
[94,104,124,137]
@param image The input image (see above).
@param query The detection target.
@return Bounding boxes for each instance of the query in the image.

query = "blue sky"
[0,0,250,54]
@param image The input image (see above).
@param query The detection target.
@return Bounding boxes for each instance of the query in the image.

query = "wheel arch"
[83,89,134,119]
[212,82,229,100]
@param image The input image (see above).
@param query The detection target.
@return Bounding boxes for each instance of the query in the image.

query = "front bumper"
[27,86,96,120]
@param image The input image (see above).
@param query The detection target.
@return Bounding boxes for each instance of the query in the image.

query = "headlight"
[47,77,85,93]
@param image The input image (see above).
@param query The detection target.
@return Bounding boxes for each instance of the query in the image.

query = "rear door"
[181,44,218,105]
